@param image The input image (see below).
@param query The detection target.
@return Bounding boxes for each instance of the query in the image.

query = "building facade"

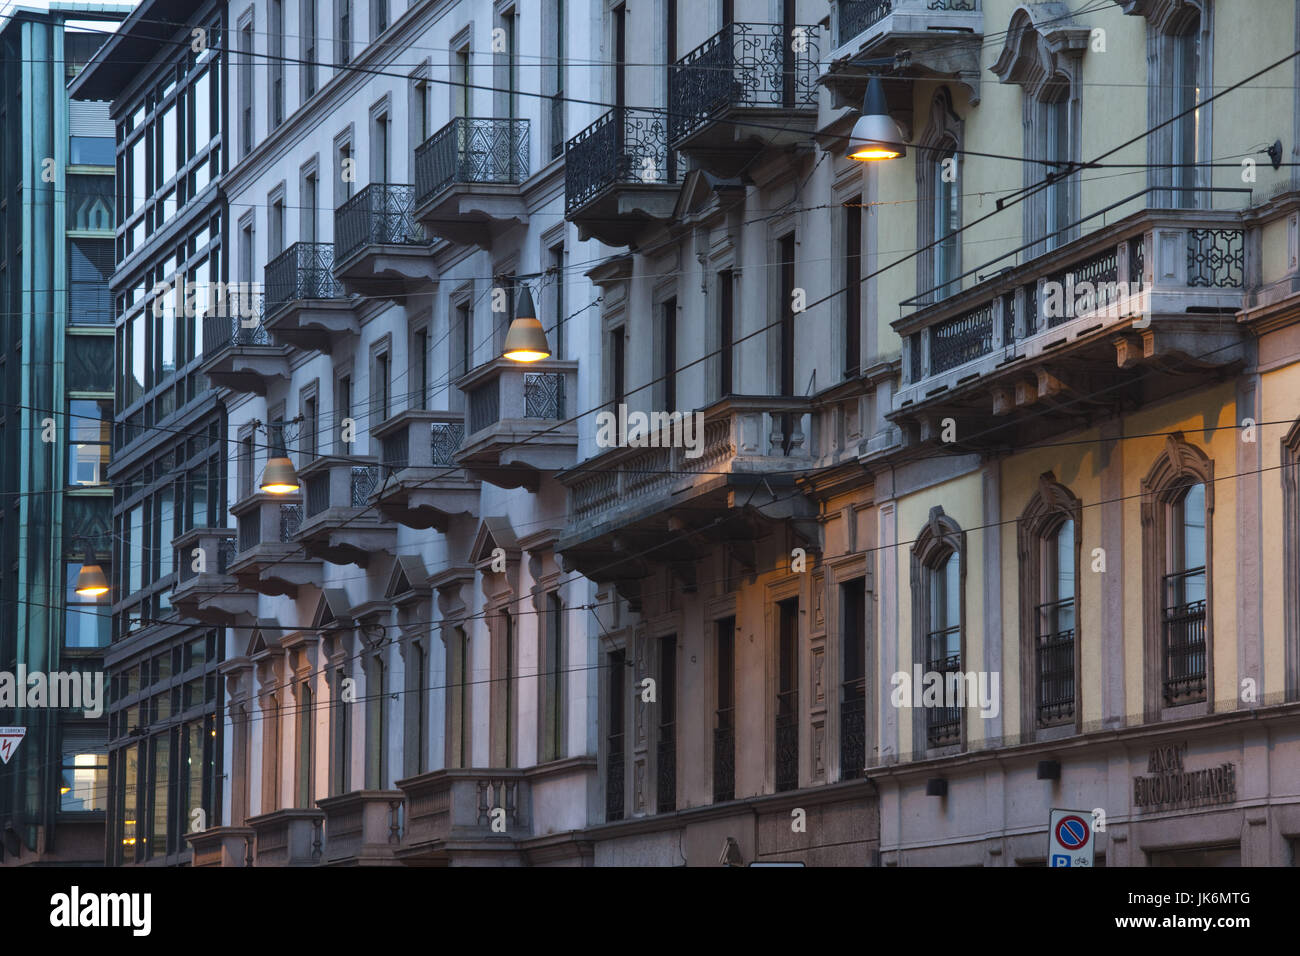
[0,5,121,866]
[71,0,230,865]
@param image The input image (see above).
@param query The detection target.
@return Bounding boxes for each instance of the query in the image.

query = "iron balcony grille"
[414,117,530,209]
[836,0,891,45]
[334,183,426,264]
[840,681,866,780]
[606,735,625,821]
[279,504,302,542]
[1128,235,1145,284]
[930,302,992,374]
[350,465,380,506]
[265,242,340,317]
[1044,247,1118,329]
[306,474,330,518]
[565,107,684,216]
[202,293,269,355]
[713,716,735,803]
[669,22,820,146]
[382,428,409,475]
[657,723,676,813]
[1187,228,1244,288]
[925,641,962,748]
[1035,598,1075,726]
[238,513,260,552]
[468,383,500,434]
[218,537,237,574]
[1163,566,1207,705]
[1001,291,1017,345]
[774,694,799,792]
[524,372,565,419]
[431,422,464,466]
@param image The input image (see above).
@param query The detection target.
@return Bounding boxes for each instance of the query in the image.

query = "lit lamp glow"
[74,546,109,598]
[846,75,906,162]
[502,285,550,362]
[260,456,300,494]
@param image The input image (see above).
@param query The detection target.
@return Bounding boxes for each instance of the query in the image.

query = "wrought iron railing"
[350,465,379,506]
[524,372,564,419]
[840,686,866,780]
[265,242,340,317]
[669,22,820,146]
[1187,228,1244,288]
[930,302,992,373]
[1001,291,1017,345]
[334,183,426,263]
[925,643,961,748]
[306,474,330,518]
[431,421,464,465]
[1128,234,1145,285]
[468,383,500,434]
[414,117,530,208]
[381,428,409,474]
[606,736,624,822]
[1163,567,1207,705]
[202,294,269,355]
[774,699,798,792]
[238,513,260,552]
[279,503,302,541]
[1035,597,1075,725]
[565,107,683,215]
[713,719,735,803]
[1043,247,1119,329]
[656,723,676,813]
[836,0,891,44]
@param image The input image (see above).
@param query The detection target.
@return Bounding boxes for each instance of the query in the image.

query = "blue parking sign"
[1051,854,1072,867]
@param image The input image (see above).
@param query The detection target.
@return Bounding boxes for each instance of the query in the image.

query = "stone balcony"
[669,21,821,177]
[200,295,290,396]
[454,358,578,491]
[370,408,479,531]
[557,396,819,599]
[822,0,984,112]
[414,117,530,248]
[564,108,684,246]
[332,183,435,299]
[316,790,405,866]
[890,209,1249,450]
[395,769,529,866]
[186,826,254,867]
[227,491,322,598]
[263,241,356,355]
[297,456,397,567]
[247,807,324,866]
[170,527,257,626]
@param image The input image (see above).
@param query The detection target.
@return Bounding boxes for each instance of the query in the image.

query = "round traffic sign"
[1055,815,1090,850]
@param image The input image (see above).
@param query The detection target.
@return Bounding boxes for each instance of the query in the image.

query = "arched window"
[911,506,965,750]
[1141,434,1214,712]
[1018,473,1082,735]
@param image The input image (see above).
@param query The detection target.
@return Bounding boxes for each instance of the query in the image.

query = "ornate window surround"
[1281,420,1300,702]
[1016,471,1083,739]
[1140,432,1215,718]
[909,505,967,756]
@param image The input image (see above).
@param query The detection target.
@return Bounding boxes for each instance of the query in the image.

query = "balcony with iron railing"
[263,242,355,354]
[1036,598,1075,727]
[840,681,866,780]
[413,117,530,248]
[557,396,819,601]
[1163,567,1207,706]
[924,645,962,749]
[226,489,321,598]
[394,769,530,865]
[889,209,1249,452]
[332,183,434,297]
[369,408,479,531]
[200,293,291,396]
[564,107,684,246]
[170,527,257,626]
[669,22,820,176]
[823,1,983,110]
[453,358,578,492]
[295,455,396,567]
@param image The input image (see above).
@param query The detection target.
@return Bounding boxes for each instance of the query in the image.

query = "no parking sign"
[1048,809,1094,867]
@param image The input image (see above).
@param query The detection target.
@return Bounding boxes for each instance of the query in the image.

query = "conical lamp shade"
[846,75,906,161]
[75,559,109,598]
[260,456,300,494]
[502,285,550,362]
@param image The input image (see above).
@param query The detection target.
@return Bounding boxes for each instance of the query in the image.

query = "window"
[331,668,351,794]
[295,681,313,807]
[498,8,518,119]
[915,89,963,303]
[270,0,285,126]
[455,301,473,379]
[335,374,351,452]
[717,269,733,398]
[65,562,110,648]
[61,726,108,811]
[69,239,113,325]
[660,297,677,411]
[504,610,515,767]
[445,628,470,768]
[840,579,866,780]
[371,348,390,424]
[269,194,285,256]
[408,641,428,775]
[540,591,565,762]
[550,243,566,359]
[239,22,254,158]
[413,328,429,410]
[778,235,795,397]
[337,0,352,65]
[301,168,318,244]
[613,4,627,109]
[68,398,111,486]
[606,648,626,821]
[262,692,281,810]
[301,0,318,99]
[714,617,735,802]
[1141,436,1213,711]
[452,45,470,118]
[302,392,318,460]
[371,0,388,37]
[1043,83,1071,247]
[549,0,565,158]
[370,110,389,184]
[148,733,170,857]
[844,200,862,378]
[775,598,799,792]
[610,327,625,408]
[336,139,354,207]
[1018,475,1081,733]
[911,507,964,750]
[1171,12,1203,206]
[411,74,430,155]
[365,655,386,788]
[657,635,677,812]
[933,144,960,298]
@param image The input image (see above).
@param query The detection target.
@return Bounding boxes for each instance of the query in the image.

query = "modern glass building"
[71,0,228,865]
[0,4,123,866]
